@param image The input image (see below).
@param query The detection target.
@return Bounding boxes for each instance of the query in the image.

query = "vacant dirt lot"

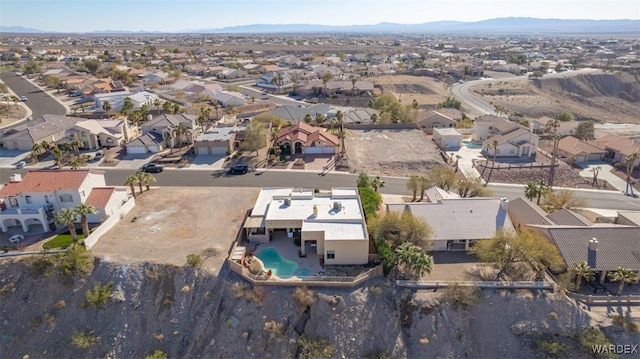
[91,187,259,270]
[369,74,450,107]
[345,128,446,176]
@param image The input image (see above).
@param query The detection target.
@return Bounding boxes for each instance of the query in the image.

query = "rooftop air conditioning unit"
[284,198,291,206]
[333,201,341,211]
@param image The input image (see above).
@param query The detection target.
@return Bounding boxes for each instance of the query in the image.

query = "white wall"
[84,197,136,249]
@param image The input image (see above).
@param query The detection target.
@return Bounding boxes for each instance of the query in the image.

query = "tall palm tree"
[140,172,157,191]
[172,103,180,115]
[548,133,564,187]
[590,166,602,186]
[418,176,429,202]
[608,267,638,296]
[74,203,97,239]
[407,175,420,202]
[321,72,333,97]
[69,133,83,156]
[69,159,81,170]
[349,75,357,95]
[524,180,549,205]
[125,175,138,198]
[134,170,145,194]
[623,152,640,196]
[163,131,174,154]
[53,147,64,169]
[372,176,385,192]
[40,140,50,153]
[314,113,326,126]
[212,101,220,120]
[572,261,595,291]
[491,140,499,168]
[303,113,312,124]
[153,98,162,113]
[162,100,173,115]
[121,97,134,116]
[394,243,433,279]
[370,113,378,124]
[55,208,79,247]
[102,100,112,116]
[31,142,42,163]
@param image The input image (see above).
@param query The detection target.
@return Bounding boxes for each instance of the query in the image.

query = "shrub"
[231,282,249,298]
[440,283,480,307]
[575,327,615,359]
[611,315,639,332]
[369,285,383,296]
[71,330,98,348]
[248,258,264,275]
[293,286,316,307]
[27,256,56,277]
[44,312,55,324]
[536,338,568,356]
[0,282,15,296]
[373,237,394,275]
[85,281,114,308]
[186,254,203,268]
[55,299,67,310]
[28,316,43,328]
[297,335,333,359]
[56,247,94,278]
[263,320,287,342]
[358,186,382,220]
[145,350,168,359]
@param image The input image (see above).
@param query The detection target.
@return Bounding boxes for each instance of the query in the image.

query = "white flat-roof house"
[244,188,369,265]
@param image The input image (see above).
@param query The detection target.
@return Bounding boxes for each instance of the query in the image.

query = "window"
[9,197,18,207]
[326,250,335,259]
[80,191,85,198]
[510,149,515,154]
[59,194,73,202]
[45,195,50,203]
[25,195,33,204]
[106,138,114,144]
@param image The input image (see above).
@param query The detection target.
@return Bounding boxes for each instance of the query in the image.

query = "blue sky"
[1,0,638,32]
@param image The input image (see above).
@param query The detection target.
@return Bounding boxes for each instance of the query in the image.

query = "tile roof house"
[276,122,339,155]
[387,197,513,251]
[264,104,330,124]
[591,134,640,167]
[507,197,593,231]
[557,136,606,163]
[417,110,458,134]
[243,188,369,265]
[0,170,129,233]
[482,127,539,158]
[127,114,200,154]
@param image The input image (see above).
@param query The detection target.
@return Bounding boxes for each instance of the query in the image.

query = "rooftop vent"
[9,174,22,182]
[333,201,342,211]
[284,198,291,206]
[313,204,318,216]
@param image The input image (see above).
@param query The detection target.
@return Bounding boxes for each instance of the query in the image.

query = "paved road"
[0,71,67,120]
[449,68,602,117]
[2,168,637,210]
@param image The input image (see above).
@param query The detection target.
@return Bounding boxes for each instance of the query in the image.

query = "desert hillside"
[476,72,640,123]
[1,258,636,358]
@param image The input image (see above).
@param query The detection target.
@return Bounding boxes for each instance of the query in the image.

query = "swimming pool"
[256,247,298,277]
[463,140,483,149]
[295,268,312,277]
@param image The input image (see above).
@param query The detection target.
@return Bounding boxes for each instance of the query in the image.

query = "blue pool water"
[256,247,298,277]
[463,140,483,149]
[295,268,312,277]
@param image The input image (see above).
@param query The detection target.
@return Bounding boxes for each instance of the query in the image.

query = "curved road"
[449,68,602,117]
[1,168,637,211]
[0,71,67,121]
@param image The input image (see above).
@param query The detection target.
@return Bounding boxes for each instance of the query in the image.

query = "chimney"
[9,174,22,182]
[587,238,598,268]
[313,204,318,216]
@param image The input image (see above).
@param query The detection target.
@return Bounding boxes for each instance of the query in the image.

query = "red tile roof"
[85,187,115,209]
[0,170,103,197]
[277,122,339,147]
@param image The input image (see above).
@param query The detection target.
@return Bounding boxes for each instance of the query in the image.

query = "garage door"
[196,147,210,155]
[127,146,146,154]
[443,139,460,148]
[208,147,227,155]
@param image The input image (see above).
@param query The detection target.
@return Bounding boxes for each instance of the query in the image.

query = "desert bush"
[186,254,203,268]
[28,316,43,328]
[55,299,67,310]
[230,282,265,304]
[440,283,480,307]
[297,335,333,359]
[231,282,249,298]
[263,320,287,342]
[26,256,56,277]
[294,286,316,307]
[369,285,383,296]
[536,337,568,356]
[575,327,615,359]
[84,281,114,308]
[0,282,15,296]
[611,315,639,332]
[145,350,168,359]
[56,247,94,278]
[248,258,264,275]
[44,312,55,324]
[71,330,98,348]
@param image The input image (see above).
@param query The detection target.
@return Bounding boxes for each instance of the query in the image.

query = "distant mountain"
[0,26,46,33]
[203,18,640,34]
[1,18,638,34]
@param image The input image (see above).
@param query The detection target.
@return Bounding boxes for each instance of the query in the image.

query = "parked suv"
[229,164,248,174]
[141,163,164,173]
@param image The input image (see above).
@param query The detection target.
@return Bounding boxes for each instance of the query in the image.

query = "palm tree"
[622,152,640,196]
[162,100,173,115]
[40,140,50,154]
[524,180,549,205]
[74,203,97,239]
[212,101,220,120]
[153,98,162,113]
[53,147,64,169]
[102,100,112,116]
[125,175,138,198]
[140,171,157,191]
[370,113,378,124]
[491,140,499,168]
[394,242,415,279]
[321,72,333,97]
[590,166,602,186]
[69,133,83,156]
[303,113,312,124]
[608,267,638,295]
[69,159,81,169]
[394,243,433,279]
[314,113,326,126]
[55,208,79,247]
[418,176,429,201]
[372,176,385,192]
[572,261,595,291]
[172,103,180,115]
[134,170,145,194]
[31,142,42,163]
[349,75,357,95]
[407,175,420,202]
[121,97,134,116]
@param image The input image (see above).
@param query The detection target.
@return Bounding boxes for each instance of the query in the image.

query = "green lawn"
[43,231,85,250]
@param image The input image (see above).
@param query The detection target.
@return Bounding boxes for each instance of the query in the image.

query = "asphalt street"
[1,167,637,211]
[0,71,67,121]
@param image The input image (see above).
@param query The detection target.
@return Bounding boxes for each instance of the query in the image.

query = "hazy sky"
[1,0,638,32]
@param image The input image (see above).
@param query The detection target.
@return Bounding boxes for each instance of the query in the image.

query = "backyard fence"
[566,291,640,306]
[476,160,558,171]
[395,280,554,291]
[84,197,136,249]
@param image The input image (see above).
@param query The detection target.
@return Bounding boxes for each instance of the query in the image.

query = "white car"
[9,234,24,244]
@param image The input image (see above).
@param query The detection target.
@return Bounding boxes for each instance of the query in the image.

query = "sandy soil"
[345,128,446,176]
[368,75,451,107]
[91,187,259,271]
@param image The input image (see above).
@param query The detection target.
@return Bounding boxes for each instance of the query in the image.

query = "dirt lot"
[345,128,446,176]
[368,74,450,107]
[91,187,259,270]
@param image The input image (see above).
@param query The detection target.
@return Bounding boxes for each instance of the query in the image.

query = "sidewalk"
[578,162,628,192]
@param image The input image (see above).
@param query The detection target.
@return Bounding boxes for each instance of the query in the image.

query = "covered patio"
[252,231,324,278]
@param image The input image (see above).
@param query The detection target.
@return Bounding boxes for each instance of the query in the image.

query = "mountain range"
[1,18,638,34]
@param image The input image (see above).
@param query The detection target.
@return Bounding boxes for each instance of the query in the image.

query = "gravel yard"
[345,128,446,176]
[91,187,259,271]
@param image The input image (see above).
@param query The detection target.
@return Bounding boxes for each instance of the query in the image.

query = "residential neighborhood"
[0,19,639,359]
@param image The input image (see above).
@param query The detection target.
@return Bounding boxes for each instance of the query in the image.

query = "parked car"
[69,91,82,97]
[94,150,104,160]
[9,234,24,244]
[15,160,26,169]
[141,163,164,173]
[229,164,248,174]
[20,96,28,101]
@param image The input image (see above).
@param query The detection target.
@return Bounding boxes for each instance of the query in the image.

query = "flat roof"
[266,196,362,221]
[251,188,294,217]
[433,127,462,136]
[303,221,367,240]
[196,126,242,141]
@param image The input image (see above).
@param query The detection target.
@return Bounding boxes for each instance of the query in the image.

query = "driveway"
[579,162,629,192]
[190,154,226,170]
[0,150,31,168]
[115,153,155,170]
[450,144,484,179]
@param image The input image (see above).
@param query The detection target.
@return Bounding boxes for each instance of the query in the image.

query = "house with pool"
[242,188,370,266]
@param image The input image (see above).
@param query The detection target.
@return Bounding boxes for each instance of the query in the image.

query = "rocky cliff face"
[0,258,635,359]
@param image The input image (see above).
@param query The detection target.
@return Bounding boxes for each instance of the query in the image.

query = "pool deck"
[252,233,324,279]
